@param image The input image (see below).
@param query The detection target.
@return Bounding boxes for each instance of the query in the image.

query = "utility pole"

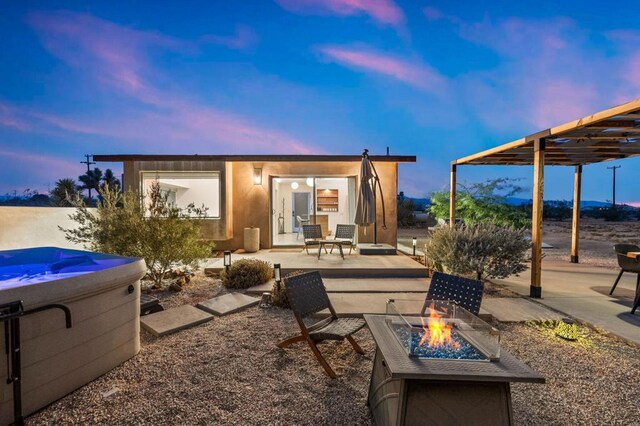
[80,154,96,199]
[607,165,621,208]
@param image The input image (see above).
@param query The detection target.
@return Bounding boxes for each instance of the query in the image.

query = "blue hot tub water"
[0,247,135,290]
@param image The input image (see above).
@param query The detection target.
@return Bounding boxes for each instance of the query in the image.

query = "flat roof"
[454,98,640,166]
[93,154,416,163]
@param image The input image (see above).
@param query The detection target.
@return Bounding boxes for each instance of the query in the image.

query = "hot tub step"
[196,293,260,316]
[140,305,213,336]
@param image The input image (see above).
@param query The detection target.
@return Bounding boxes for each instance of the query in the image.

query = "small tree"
[426,223,529,280]
[430,178,530,228]
[62,182,214,286]
[50,178,82,207]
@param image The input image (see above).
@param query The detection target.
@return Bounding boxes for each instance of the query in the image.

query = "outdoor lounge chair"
[277,271,365,378]
[610,244,640,296]
[421,271,484,316]
[329,224,356,255]
[302,224,326,255]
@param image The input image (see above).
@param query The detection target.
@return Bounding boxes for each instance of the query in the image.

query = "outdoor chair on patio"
[277,271,365,378]
[302,224,326,255]
[296,215,310,240]
[610,244,640,296]
[421,271,484,316]
[329,224,356,255]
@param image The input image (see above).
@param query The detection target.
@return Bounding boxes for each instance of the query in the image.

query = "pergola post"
[571,165,582,263]
[530,138,545,298]
[449,164,457,227]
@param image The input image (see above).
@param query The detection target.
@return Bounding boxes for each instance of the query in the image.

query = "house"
[93,154,416,250]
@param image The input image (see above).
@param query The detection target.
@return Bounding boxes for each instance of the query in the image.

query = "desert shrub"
[426,223,529,280]
[221,258,272,289]
[271,270,305,308]
[62,182,214,286]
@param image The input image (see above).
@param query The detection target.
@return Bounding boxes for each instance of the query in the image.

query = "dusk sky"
[1,1,640,203]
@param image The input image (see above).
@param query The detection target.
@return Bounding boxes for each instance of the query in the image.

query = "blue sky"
[1,0,639,203]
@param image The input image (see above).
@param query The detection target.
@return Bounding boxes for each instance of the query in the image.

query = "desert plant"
[221,258,272,289]
[426,223,529,280]
[271,270,305,308]
[62,182,214,286]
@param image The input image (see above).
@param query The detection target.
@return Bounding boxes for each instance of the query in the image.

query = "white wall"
[316,178,352,233]
[0,207,92,251]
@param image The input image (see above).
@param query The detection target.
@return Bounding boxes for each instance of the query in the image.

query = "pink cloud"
[24,10,314,154]
[275,0,404,28]
[0,102,106,136]
[319,45,447,94]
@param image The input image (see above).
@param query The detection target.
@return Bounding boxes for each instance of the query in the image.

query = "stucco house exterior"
[93,154,416,250]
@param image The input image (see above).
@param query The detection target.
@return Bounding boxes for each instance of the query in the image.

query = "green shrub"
[426,223,529,280]
[62,182,214,287]
[271,270,305,308]
[221,258,272,289]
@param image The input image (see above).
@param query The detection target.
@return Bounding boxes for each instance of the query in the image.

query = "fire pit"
[365,300,545,426]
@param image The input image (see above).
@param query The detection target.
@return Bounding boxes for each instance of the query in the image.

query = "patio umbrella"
[355,149,386,244]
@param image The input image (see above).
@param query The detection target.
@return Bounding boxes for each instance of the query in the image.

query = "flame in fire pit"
[418,304,460,350]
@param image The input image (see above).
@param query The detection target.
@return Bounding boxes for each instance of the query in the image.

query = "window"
[141,172,221,218]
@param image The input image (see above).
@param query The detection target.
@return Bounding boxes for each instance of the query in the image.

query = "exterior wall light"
[306,177,314,187]
[253,167,262,185]
[412,237,417,256]
[223,250,231,272]
[291,182,299,190]
[555,318,578,341]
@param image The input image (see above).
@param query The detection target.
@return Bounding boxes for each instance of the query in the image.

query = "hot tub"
[0,247,146,425]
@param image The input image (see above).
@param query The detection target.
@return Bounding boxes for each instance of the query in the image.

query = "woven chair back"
[334,224,356,240]
[302,224,323,240]
[424,271,484,316]
[284,271,331,318]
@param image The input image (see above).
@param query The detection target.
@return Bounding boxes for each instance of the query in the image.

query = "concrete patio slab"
[203,249,428,278]
[482,298,563,322]
[246,277,429,295]
[494,259,640,345]
[140,305,214,337]
[196,293,259,316]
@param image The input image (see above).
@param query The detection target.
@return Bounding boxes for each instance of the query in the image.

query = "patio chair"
[302,224,326,255]
[610,244,640,296]
[277,271,365,378]
[296,215,310,239]
[421,271,484,316]
[329,224,356,255]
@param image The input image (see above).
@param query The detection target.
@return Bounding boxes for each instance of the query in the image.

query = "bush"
[62,182,214,286]
[271,270,305,308]
[221,258,272,289]
[426,223,529,280]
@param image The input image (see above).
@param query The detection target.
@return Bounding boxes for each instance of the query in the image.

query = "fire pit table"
[365,300,545,426]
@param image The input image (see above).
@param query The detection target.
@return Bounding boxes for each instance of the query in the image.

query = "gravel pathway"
[27,275,640,425]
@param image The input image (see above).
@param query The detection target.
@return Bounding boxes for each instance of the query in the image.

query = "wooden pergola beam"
[571,165,582,263]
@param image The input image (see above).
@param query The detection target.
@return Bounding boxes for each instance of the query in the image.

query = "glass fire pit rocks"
[385,299,501,362]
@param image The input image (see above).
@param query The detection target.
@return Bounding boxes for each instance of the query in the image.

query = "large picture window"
[141,172,221,218]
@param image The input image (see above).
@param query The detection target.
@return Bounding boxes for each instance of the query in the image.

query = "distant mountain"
[505,197,612,208]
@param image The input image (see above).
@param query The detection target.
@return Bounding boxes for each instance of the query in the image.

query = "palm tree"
[102,169,121,191]
[50,178,80,206]
[78,168,103,200]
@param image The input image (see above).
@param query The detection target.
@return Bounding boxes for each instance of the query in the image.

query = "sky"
[1,0,640,203]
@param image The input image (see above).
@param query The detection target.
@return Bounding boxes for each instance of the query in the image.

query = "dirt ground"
[399,218,640,269]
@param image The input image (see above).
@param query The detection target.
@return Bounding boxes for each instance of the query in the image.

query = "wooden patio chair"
[302,224,326,255]
[277,271,365,378]
[330,224,356,255]
[421,271,484,316]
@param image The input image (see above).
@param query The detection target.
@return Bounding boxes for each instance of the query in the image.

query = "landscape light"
[555,318,578,341]
[223,250,231,272]
[253,167,262,185]
[274,263,282,283]
[412,237,417,256]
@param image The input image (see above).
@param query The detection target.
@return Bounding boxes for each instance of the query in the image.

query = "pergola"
[451,98,640,298]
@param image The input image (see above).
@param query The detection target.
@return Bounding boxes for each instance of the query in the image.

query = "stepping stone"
[196,293,260,316]
[140,305,213,336]
[482,298,563,322]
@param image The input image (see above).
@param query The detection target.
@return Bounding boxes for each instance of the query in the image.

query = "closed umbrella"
[355,149,386,244]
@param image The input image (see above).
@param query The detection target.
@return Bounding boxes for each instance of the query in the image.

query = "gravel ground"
[27,275,640,425]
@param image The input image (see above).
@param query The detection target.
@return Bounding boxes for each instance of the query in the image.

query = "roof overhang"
[93,154,416,163]
[453,98,640,166]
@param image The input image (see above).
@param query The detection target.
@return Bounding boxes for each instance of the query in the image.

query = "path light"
[412,237,417,256]
[274,263,282,284]
[223,250,231,272]
[555,318,578,341]
[259,292,272,308]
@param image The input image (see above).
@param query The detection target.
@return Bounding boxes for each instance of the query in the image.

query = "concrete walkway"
[247,277,428,295]
[495,259,640,345]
